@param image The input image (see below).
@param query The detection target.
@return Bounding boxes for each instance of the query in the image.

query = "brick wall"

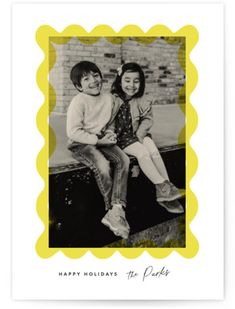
[49,37,185,114]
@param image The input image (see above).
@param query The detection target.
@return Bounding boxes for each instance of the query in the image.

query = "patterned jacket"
[104,94,153,141]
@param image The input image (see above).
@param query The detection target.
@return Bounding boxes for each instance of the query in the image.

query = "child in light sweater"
[67,61,130,239]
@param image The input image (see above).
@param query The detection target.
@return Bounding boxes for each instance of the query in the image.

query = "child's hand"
[105,131,117,142]
[136,134,144,143]
[97,134,116,146]
[105,130,116,138]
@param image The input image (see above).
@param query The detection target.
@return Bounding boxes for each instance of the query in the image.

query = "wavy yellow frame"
[36,25,199,259]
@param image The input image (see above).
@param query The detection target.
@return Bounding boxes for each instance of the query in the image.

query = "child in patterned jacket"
[110,62,184,214]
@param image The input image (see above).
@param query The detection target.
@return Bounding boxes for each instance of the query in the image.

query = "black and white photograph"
[48,36,186,248]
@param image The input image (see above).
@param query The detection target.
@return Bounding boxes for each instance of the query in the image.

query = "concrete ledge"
[49,147,185,248]
[49,143,185,175]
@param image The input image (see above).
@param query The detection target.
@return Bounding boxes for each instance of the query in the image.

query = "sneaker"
[156,180,182,202]
[101,204,130,239]
[169,182,185,199]
[158,200,184,214]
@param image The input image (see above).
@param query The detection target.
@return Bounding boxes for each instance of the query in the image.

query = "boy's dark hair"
[70,61,102,91]
[111,62,145,100]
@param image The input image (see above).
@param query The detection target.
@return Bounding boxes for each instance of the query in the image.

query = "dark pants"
[71,144,130,210]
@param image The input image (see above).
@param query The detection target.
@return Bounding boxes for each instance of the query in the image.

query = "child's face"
[121,71,140,98]
[79,71,102,96]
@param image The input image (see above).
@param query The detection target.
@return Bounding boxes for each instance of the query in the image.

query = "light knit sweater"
[66,92,113,145]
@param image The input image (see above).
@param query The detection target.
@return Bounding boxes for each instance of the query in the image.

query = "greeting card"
[12,2,224,300]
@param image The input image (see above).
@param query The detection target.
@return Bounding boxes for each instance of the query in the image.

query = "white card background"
[11,2,224,301]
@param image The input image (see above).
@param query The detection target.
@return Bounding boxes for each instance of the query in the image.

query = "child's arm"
[103,94,117,137]
[105,120,116,135]
[136,102,153,143]
[66,100,98,145]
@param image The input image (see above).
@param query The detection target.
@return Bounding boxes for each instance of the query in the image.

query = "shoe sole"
[101,218,129,239]
[157,192,183,202]
[159,202,184,214]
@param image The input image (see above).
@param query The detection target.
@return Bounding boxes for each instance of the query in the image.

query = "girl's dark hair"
[70,61,102,90]
[111,62,145,100]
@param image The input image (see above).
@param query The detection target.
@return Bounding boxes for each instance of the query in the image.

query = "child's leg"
[98,145,130,239]
[100,145,130,208]
[124,141,182,202]
[72,145,129,238]
[71,144,112,210]
[143,136,184,188]
[142,137,184,201]
[123,142,165,184]
[142,136,169,180]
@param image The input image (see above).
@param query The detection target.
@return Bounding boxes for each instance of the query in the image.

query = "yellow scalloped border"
[35,24,199,259]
